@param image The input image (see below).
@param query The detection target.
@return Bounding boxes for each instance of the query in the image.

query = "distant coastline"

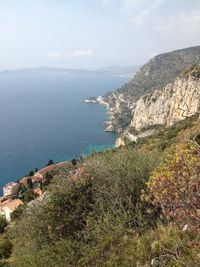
[0,65,139,79]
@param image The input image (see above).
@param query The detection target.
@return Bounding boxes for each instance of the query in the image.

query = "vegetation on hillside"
[144,143,200,232]
[107,46,200,101]
[0,115,199,266]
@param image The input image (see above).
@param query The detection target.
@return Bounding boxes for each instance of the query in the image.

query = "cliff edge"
[88,46,200,139]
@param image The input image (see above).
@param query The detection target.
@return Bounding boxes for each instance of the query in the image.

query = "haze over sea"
[0,72,128,189]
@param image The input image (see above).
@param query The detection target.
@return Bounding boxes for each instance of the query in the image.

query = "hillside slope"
[115,45,200,99]
[7,114,200,267]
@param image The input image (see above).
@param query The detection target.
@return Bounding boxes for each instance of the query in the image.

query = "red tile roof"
[34,188,43,196]
[20,175,44,185]
[0,199,13,210]
[19,161,69,186]
[55,161,69,168]
[19,176,32,185]
[32,175,44,183]
[3,199,23,212]
[37,164,57,175]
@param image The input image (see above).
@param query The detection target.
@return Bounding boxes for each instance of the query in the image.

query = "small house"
[3,182,20,197]
[34,164,57,179]
[2,199,23,222]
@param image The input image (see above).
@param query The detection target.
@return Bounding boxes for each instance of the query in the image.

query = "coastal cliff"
[131,67,200,130]
[87,46,200,141]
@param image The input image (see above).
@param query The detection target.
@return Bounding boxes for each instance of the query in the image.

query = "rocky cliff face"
[87,46,200,140]
[99,46,200,135]
[131,69,200,130]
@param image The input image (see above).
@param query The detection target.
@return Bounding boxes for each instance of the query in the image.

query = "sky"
[0,0,200,70]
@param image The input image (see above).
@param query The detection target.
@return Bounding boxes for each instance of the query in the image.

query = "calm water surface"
[0,72,128,188]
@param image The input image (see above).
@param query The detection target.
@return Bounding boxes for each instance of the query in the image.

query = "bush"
[11,205,24,221]
[0,238,12,259]
[144,143,200,232]
[0,217,7,234]
[13,239,78,267]
[43,172,54,186]
[195,133,200,145]
[11,149,160,266]
[81,224,200,267]
[24,189,34,203]
[84,149,160,231]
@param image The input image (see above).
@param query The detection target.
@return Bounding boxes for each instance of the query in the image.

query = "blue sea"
[0,72,128,189]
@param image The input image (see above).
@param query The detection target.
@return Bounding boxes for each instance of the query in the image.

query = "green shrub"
[10,116,200,266]
[0,238,12,259]
[81,224,200,267]
[0,217,7,234]
[11,205,25,221]
[195,133,200,145]
[11,149,160,266]
[23,189,34,202]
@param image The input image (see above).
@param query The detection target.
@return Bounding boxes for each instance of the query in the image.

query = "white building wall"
[2,207,11,222]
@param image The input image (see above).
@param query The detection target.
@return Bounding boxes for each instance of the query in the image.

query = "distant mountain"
[113,45,200,100]
[97,65,139,72]
[0,67,95,75]
[97,65,140,78]
[0,65,139,78]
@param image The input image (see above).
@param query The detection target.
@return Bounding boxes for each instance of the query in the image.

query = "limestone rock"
[131,72,200,130]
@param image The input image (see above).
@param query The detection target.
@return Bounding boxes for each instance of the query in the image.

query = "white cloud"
[72,49,94,57]
[44,52,62,58]
[100,0,163,25]
[100,0,113,5]
[131,0,163,25]
[156,10,200,34]
[131,8,150,25]
[34,49,94,59]
[156,9,200,46]
[120,0,141,10]
[108,53,119,59]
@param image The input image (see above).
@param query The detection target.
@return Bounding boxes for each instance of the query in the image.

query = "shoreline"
[85,96,115,132]
[0,97,117,193]
[0,142,116,195]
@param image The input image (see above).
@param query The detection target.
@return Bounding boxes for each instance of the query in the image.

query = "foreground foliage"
[81,224,200,267]
[3,116,200,266]
[10,149,160,266]
[145,143,200,232]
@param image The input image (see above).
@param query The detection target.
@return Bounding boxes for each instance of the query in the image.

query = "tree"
[27,178,33,189]
[144,143,200,232]
[24,189,34,203]
[44,172,53,186]
[47,159,54,166]
[19,184,27,194]
[29,171,34,176]
[35,168,38,172]
[0,216,6,234]
[71,158,77,166]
